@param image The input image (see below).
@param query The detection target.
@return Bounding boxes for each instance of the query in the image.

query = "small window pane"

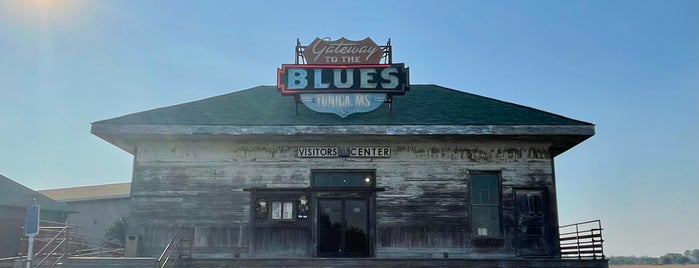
[272,202,282,219]
[487,190,497,204]
[282,202,294,219]
[270,201,295,220]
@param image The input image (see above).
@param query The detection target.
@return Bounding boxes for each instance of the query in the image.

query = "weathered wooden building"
[91,83,606,267]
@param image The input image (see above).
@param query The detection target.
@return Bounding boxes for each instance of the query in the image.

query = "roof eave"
[91,123,594,136]
[92,123,594,157]
[57,195,130,202]
[91,125,137,155]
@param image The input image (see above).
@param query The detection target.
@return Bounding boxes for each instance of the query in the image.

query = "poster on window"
[283,202,294,219]
[272,202,282,219]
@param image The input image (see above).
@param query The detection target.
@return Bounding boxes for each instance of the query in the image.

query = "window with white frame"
[271,201,294,220]
[470,172,501,237]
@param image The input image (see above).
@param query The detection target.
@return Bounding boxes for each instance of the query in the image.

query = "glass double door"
[317,198,369,257]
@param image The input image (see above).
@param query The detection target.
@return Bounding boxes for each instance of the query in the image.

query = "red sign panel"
[302,37,383,65]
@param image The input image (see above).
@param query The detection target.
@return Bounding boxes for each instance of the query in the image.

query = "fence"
[19,220,124,267]
[559,220,605,260]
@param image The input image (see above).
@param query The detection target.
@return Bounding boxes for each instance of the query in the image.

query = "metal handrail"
[75,248,124,257]
[32,227,67,259]
[38,220,81,228]
[157,227,182,268]
[23,222,126,262]
[559,219,602,228]
[34,239,65,267]
[559,220,605,260]
[160,240,181,268]
[70,231,124,257]
[30,226,70,268]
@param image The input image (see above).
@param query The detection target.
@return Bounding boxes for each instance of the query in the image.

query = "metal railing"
[72,245,124,257]
[31,226,71,267]
[157,227,185,268]
[70,231,125,257]
[21,220,126,267]
[559,220,605,260]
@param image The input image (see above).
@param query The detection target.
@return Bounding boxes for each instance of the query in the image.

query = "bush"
[105,216,128,246]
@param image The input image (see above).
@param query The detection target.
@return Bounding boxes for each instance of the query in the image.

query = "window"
[249,191,309,221]
[470,172,501,237]
[271,201,294,220]
[312,170,375,188]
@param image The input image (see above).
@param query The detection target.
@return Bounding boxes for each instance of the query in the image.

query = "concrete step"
[182,258,609,268]
[61,257,157,268]
[58,256,608,268]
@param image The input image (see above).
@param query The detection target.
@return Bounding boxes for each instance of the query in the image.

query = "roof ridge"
[0,174,74,212]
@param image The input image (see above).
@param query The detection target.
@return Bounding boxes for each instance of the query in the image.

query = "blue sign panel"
[277,64,409,95]
[299,93,386,118]
[25,205,40,236]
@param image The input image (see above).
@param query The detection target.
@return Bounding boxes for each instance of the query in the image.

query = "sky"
[0,0,696,257]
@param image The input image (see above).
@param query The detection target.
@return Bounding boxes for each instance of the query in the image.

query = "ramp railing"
[158,227,190,268]
[559,220,605,260]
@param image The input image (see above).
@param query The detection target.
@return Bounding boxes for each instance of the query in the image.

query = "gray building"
[92,85,606,267]
[0,174,73,258]
[39,182,130,247]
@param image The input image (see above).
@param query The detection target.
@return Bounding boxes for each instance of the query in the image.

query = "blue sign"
[277,64,409,95]
[299,93,386,118]
[25,205,40,236]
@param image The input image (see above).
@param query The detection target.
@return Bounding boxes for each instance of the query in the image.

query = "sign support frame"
[25,202,40,268]
[290,38,399,116]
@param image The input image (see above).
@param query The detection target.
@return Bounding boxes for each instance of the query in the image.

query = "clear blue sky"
[0,0,696,257]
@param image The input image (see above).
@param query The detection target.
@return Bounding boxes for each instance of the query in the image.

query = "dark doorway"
[515,188,549,256]
[317,198,369,257]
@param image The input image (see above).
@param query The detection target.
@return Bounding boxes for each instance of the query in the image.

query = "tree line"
[609,249,699,265]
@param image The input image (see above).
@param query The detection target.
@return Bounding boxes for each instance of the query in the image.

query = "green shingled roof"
[93,85,591,126]
[0,174,73,212]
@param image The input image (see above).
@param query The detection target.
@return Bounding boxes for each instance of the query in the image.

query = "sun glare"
[31,0,56,9]
[17,0,84,26]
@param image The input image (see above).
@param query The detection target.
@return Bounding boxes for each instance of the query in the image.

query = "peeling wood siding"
[253,227,309,257]
[127,137,558,257]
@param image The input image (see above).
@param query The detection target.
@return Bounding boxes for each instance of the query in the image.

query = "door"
[317,198,369,257]
[515,189,548,256]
